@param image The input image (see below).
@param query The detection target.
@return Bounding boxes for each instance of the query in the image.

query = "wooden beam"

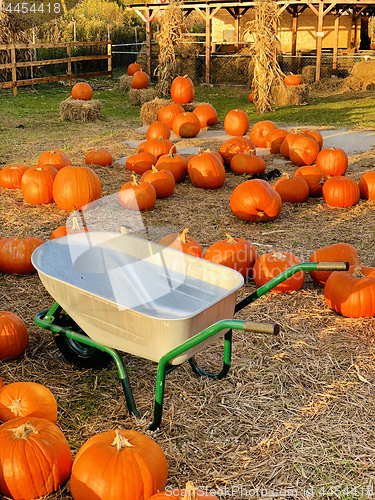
[291,6,299,72]
[193,5,206,20]
[315,1,324,82]
[333,14,340,72]
[145,7,152,78]
[0,72,111,90]
[206,6,211,84]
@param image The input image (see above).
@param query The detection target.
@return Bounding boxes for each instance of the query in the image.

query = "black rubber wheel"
[54,334,113,369]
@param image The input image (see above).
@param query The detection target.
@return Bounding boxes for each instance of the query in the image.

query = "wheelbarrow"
[32,231,348,430]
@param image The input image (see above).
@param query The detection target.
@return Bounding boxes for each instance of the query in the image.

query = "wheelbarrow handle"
[243,321,280,335]
[315,261,349,271]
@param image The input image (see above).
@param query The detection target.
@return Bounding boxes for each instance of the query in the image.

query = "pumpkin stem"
[179,228,189,244]
[8,398,23,416]
[183,482,197,500]
[111,430,134,451]
[151,165,159,173]
[282,172,290,179]
[131,174,139,186]
[12,422,39,439]
[72,216,80,232]
[352,266,365,278]
[225,233,236,244]
[272,252,285,260]
[167,146,176,158]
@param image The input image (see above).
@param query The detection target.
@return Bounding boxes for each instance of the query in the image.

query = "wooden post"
[145,7,152,79]
[205,5,211,84]
[315,1,324,82]
[333,13,340,73]
[67,44,72,86]
[291,6,298,73]
[107,41,112,79]
[234,7,240,51]
[11,46,17,96]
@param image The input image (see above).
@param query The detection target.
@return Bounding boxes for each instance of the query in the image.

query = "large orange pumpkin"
[230,151,266,175]
[85,149,112,167]
[289,136,320,166]
[324,265,375,317]
[127,62,142,76]
[126,152,157,175]
[158,103,184,129]
[140,166,175,198]
[309,243,359,285]
[0,381,57,423]
[284,74,303,86]
[170,75,195,103]
[192,104,218,128]
[223,109,250,136]
[119,175,156,211]
[279,133,301,159]
[0,165,28,189]
[146,121,171,141]
[21,165,57,205]
[230,179,282,222]
[0,417,72,500]
[69,429,168,500]
[144,138,176,160]
[0,311,29,361]
[172,112,201,138]
[322,176,360,207]
[204,234,258,279]
[265,129,289,154]
[219,137,255,165]
[0,235,44,274]
[300,129,324,150]
[293,165,327,197]
[38,150,71,171]
[316,147,348,176]
[131,70,149,89]
[156,148,187,183]
[187,150,226,189]
[358,171,375,199]
[253,251,305,293]
[158,228,203,258]
[71,82,92,100]
[273,175,310,203]
[53,166,101,211]
[249,121,277,148]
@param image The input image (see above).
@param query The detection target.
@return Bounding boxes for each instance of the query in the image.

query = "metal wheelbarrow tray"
[32,231,348,429]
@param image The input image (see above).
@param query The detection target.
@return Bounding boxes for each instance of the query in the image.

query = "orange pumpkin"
[140,166,175,198]
[309,242,359,285]
[249,120,277,148]
[224,109,250,136]
[0,311,29,361]
[293,165,327,197]
[137,141,147,153]
[156,148,187,183]
[230,151,266,175]
[0,235,44,274]
[265,129,289,154]
[172,112,201,138]
[253,251,305,293]
[71,82,92,100]
[0,381,57,423]
[248,92,255,103]
[284,74,303,86]
[127,62,142,76]
[273,175,310,203]
[158,103,184,129]
[358,171,375,199]
[146,121,171,141]
[0,165,28,189]
[279,133,301,159]
[0,377,3,389]
[131,70,149,89]
[70,429,168,500]
[38,150,71,171]
[144,137,176,160]
[149,482,219,500]
[204,234,258,279]
[126,152,157,175]
[53,166,101,211]
[322,176,360,207]
[84,149,112,167]
[0,417,72,500]
[158,228,203,258]
[316,147,348,176]
[170,75,195,104]
[300,129,324,150]
[188,150,226,189]
[289,136,320,166]
[230,179,282,222]
[21,165,57,205]
[49,217,94,240]
[192,104,218,128]
[119,175,156,211]
[219,137,255,165]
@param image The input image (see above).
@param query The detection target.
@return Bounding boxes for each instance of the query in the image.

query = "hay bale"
[139,98,210,125]
[129,88,157,107]
[59,96,101,122]
[271,83,308,106]
[302,65,316,84]
[119,74,132,91]
[347,61,375,90]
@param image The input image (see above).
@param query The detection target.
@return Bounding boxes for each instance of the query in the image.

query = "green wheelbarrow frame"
[34,260,348,430]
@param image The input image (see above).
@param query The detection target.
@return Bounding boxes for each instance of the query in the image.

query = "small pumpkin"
[219,137,255,165]
[53,166,101,211]
[127,62,142,76]
[324,265,375,317]
[204,234,258,279]
[322,176,360,208]
[137,141,147,154]
[71,82,92,100]
[230,151,266,175]
[316,147,348,176]
[224,109,250,136]
[38,150,71,171]
[309,242,359,285]
[248,92,255,103]
[188,149,226,189]
[273,174,310,203]
[21,165,57,205]
[144,137,176,160]
[172,112,201,138]
[253,251,305,293]
[249,120,277,148]
[69,429,168,500]
[358,171,375,199]
[192,104,218,128]
[284,74,303,86]
[126,152,157,175]
[289,136,320,166]
[0,417,72,500]
[230,179,282,222]
[49,217,94,240]
[0,381,57,423]
[0,165,28,189]
[146,121,171,141]
[158,103,184,129]
[0,311,29,361]
[119,174,156,211]
[170,75,195,104]
[131,70,149,89]
[140,166,175,198]
[85,149,112,167]
[265,129,289,154]
[293,165,327,197]
[156,147,187,183]
[0,235,44,274]
[158,228,203,258]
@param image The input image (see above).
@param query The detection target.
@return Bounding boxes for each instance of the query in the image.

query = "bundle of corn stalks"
[244,0,285,113]
[154,0,186,96]
[0,11,32,80]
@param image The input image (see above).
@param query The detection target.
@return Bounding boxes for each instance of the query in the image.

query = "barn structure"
[127,0,375,83]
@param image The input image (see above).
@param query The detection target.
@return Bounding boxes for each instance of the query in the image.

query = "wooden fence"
[0,41,112,96]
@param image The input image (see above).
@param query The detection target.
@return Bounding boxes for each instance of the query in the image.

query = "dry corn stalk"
[244,0,285,113]
[154,0,186,96]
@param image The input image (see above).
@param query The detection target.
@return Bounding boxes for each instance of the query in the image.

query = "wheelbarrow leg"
[188,329,232,380]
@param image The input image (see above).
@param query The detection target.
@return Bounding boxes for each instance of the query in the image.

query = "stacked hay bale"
[60,97,101,122]
[140,98,205,125]
[271,83,309,106]
[129,88,157,106]
[341,61,375,91]
[119,75,132,91]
